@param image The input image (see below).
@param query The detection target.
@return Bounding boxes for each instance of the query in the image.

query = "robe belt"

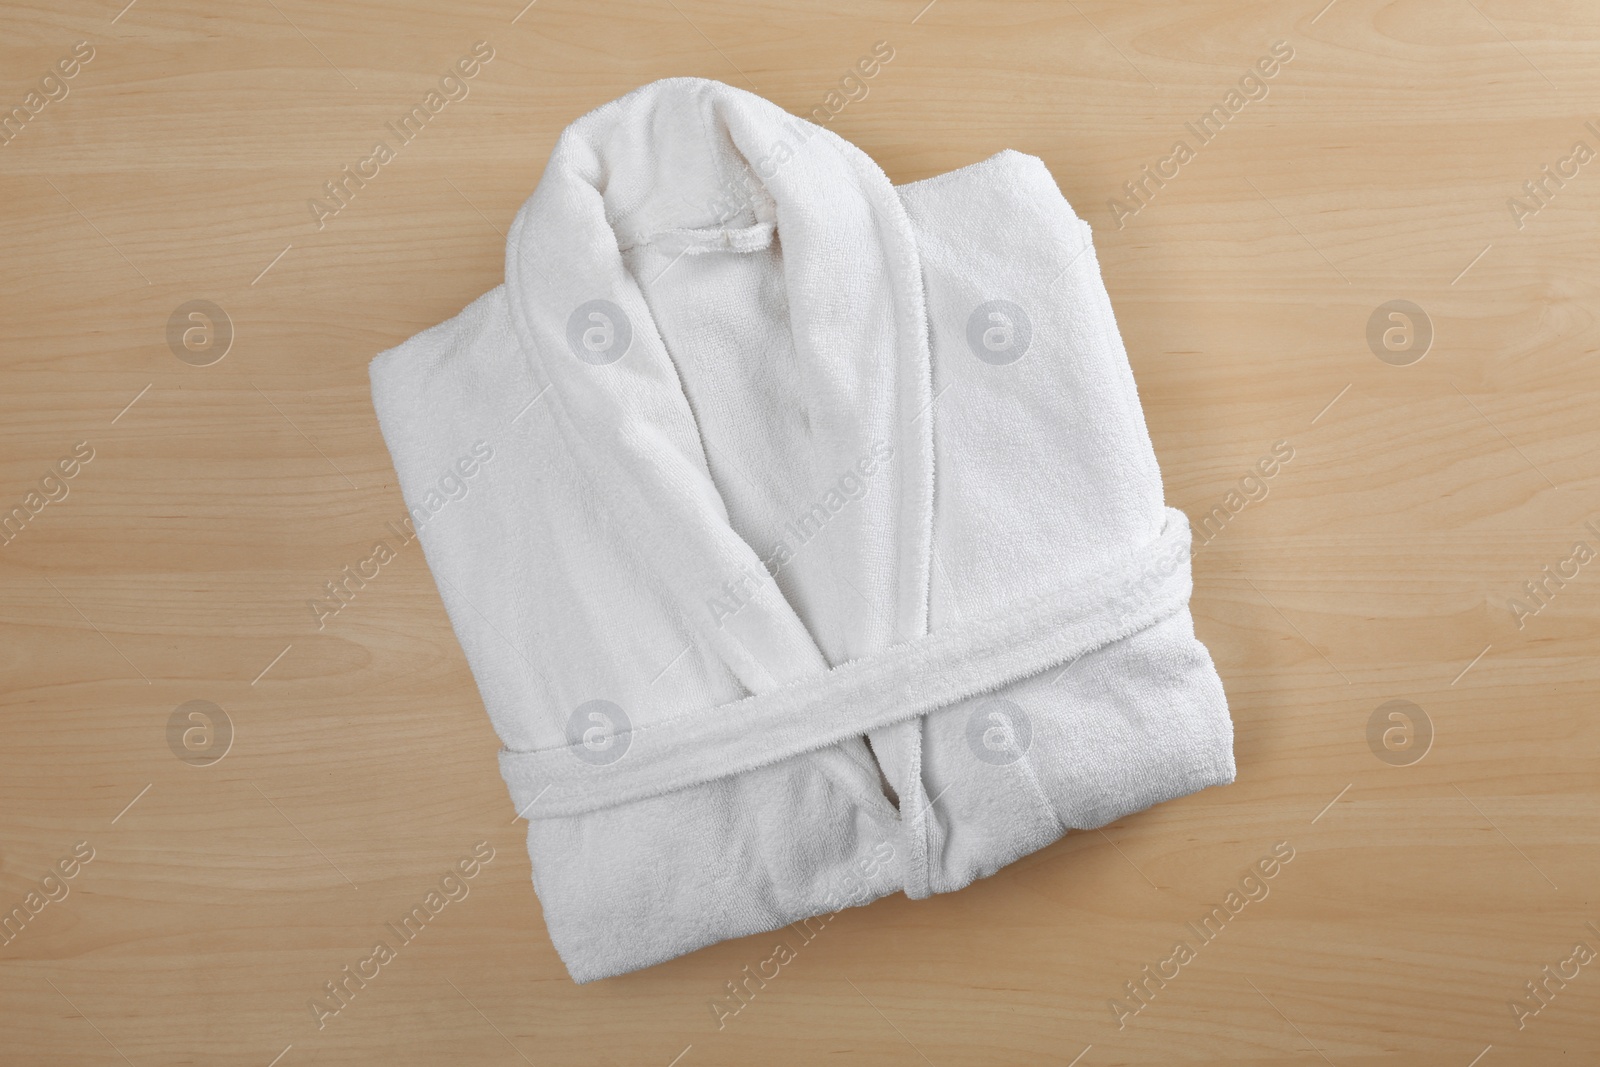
[500,507,1197,820]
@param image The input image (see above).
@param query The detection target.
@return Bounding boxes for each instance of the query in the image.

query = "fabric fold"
[501,506,1195,819]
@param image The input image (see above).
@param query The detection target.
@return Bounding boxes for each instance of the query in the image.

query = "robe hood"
[371,77,1235,983]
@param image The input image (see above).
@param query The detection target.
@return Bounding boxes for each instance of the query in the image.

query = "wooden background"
[3,0,1598,1063]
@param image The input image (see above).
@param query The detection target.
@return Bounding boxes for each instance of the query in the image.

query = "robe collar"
[503,78,935,695]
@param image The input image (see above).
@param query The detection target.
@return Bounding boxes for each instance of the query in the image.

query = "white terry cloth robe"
[369,77,1235,983]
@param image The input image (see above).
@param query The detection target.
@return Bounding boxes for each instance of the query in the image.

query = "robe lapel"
[503,80,934,699]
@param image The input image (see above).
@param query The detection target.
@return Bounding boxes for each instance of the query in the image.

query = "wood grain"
[3,1,1599,1063]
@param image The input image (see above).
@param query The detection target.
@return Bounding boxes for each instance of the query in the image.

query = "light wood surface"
[4,1,1599,1064]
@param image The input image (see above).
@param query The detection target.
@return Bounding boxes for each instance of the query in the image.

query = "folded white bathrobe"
[370,77,1235,983]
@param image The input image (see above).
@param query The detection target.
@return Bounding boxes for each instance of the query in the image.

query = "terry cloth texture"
[370,77,1235,983]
